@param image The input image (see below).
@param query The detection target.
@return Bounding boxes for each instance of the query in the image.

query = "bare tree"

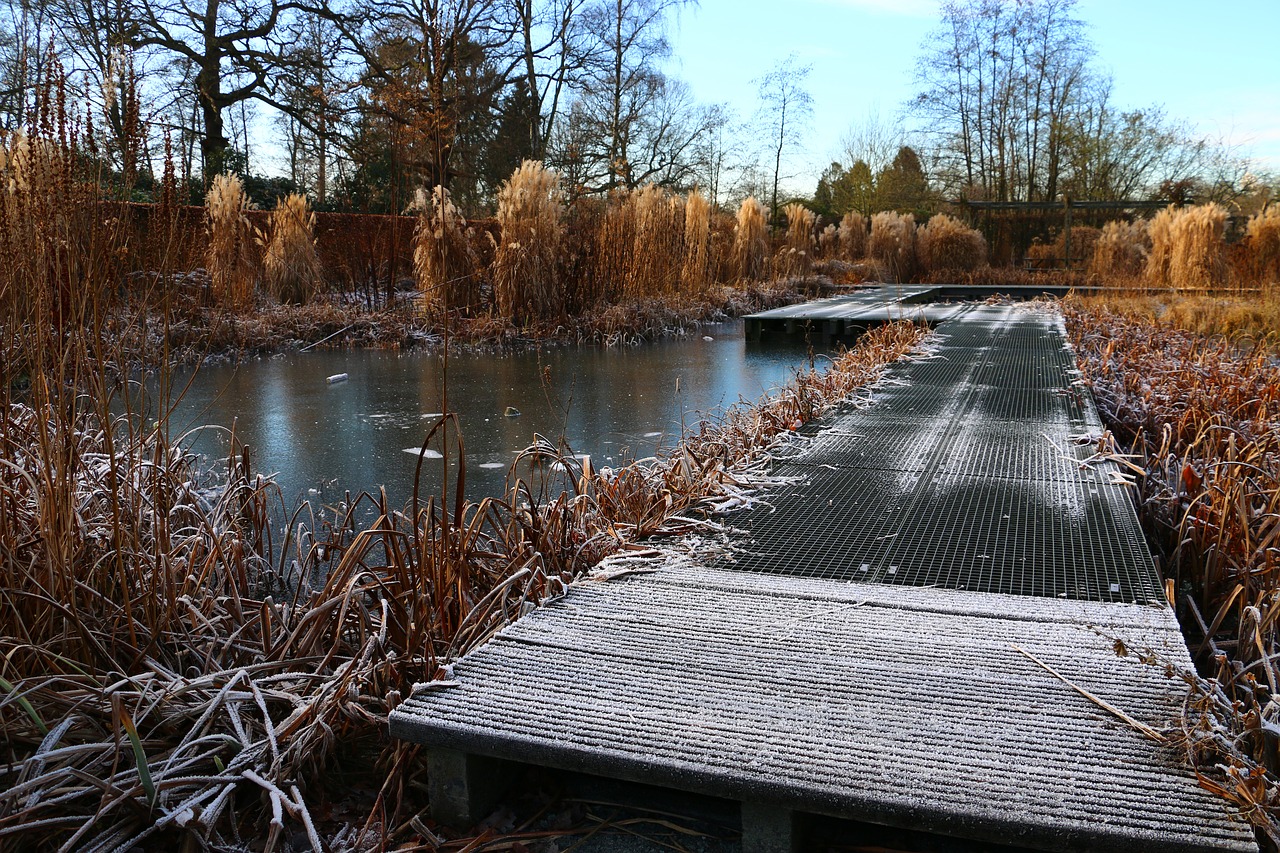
[756,54,811,224]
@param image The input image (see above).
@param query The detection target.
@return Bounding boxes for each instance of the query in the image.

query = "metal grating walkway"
[391,303,1256,852]
[728,304,1163,604]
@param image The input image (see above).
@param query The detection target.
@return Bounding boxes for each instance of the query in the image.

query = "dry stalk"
[412,185,480,315]
[262,192,322,304]
[493,160,564,324]
[205,173,259,309]
[732,197,769,283]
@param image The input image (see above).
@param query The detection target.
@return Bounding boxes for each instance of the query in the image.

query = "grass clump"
[681,188,712,295]
[627,184,683,298]
[1144,206,1177,288]
[777,202,816,278]
[869,211,916,282]
[205,173,258,308]
[1089,220,1148,282]
[733,197,769,282]
[412,184,479,314]
[838,211,867,261]
[493,160,564,324]
[1245,205,1280,288]
[262,192,322,304]
[917,213,986,274]
[1169,203,1228,291]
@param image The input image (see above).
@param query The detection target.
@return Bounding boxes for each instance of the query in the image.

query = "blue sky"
[665,0,1280,193]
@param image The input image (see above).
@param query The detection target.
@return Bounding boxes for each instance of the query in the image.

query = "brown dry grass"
[412,185,480,315]
[493,160,564,324]
[777,202,816,278]
[1170,203,1228,291]
[818,223,838,260]
[917,213,986,274]
[838,211,867,261]
[1246,205,1280,288]
[262,193,322,304]
[732,197,769,282]
[681,189,712,294]
[627,184,684,298]
[1089,219,1148,282]
[868,211,916,282]
[205,173,258,309]
[1145,207,1177,288]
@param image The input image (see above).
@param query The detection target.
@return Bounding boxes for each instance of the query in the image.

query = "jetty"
[390,302,1256,851]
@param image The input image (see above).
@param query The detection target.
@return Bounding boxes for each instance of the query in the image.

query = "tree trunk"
[197,63,229,177]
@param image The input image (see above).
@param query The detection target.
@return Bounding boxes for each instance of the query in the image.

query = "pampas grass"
[1089,220,1148,282]
[627,184,683,298]
[1170,203,1228,291]
[493,160,565,324]
[869,211,916,282]
[917,213,986,273]
[1145,207,1177,288]
[777,202,816,277]
[681,188,712,294]
[818,224,838,260]
[412,185,479,314]
[1246,205,1280,287]
[732,197,769,282]
[838,211,867,261]
[205,173,258,308]
[262,193,322,304]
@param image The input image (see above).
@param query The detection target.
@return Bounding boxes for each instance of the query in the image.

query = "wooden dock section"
[391,303,1257,852]
[744,285,958,343]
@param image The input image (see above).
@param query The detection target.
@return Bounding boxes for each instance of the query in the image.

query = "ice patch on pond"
[644,432,662,438]
[478,462,506,469]
[402,447,444,459]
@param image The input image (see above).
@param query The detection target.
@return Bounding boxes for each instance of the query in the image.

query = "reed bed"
[917,213,986,274]
[818,224,838,260]
[262,193,322,304]
[492,160,564,324]
[626,185,684,299]
[1246,206,1280,288]
[412,185,480,315]
[1066,301,1280,842]
[205,174,259,309]
[868,211,916,283]
[732,197,770,282]
[1170,203,1228,291]
[838,211,868,262]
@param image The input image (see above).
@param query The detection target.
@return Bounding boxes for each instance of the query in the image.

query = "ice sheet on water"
[402,447,444,459]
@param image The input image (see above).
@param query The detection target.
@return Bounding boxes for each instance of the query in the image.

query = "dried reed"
[818,224,839,260]
[493,160,564,324]
[205,173,258,308]
[1144,207,1177,288]
[412,185,480,314]
[780,202,816,278]
[1169,203,1228,291]
[627,184,683,298]
[917,213,986,273]
[681,188,712,294]
[732,197,769,282]
[1089,220,1149,282]
[262,192,322,304]
[838,211,868,261]
[1245,205,1280,288]
[869,211,916,282]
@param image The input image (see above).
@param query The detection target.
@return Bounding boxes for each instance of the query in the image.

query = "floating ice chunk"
[402,447,443,458]
[478,462,505,469]
[326,373,348,384]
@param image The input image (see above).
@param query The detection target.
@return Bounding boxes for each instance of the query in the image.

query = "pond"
[166,321,820,508]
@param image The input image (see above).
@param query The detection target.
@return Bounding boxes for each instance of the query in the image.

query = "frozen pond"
[167,321,819,506]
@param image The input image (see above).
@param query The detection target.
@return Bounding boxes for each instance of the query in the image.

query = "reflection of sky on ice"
[165,321,815,506]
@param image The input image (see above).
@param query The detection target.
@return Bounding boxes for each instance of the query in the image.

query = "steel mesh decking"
[720,306,1163,604]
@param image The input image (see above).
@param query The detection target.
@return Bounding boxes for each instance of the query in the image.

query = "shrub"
[917,213,986,273]
[205,173,258,308]
[838,211,867,260]
[869,211,916,282]
[733,197,769,282]
[411,185,479,314]
[1089,220,1148,281]
[681,188,712,294]
[262,193,322,304]
[493,160,564,324]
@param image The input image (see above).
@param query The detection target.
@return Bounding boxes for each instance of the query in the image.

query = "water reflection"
[167,321,818,506]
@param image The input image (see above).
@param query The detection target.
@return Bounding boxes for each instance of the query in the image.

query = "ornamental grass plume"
[412,185,479,314]
[818,224,838,260]
[1089,220,1149,282]
[1144,206,1177,288]
[732,196,769,282]
[627,183,683,298]
[869,211,917,282]
[1169,203,1227,291]
[593,189,635,302]
[262,193,322,304]
[776,202,816,278]
[917,213,986,273]
[205,173,258,308]
[493,160,565,324]
[681,188,712,294]
[1245,205,1280,288]
[838,210,868,260]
